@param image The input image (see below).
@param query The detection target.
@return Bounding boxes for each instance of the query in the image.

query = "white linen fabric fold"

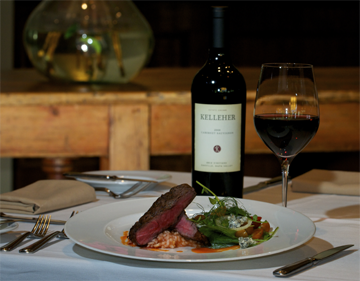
[291,169,360,196]
[0,180,96,214]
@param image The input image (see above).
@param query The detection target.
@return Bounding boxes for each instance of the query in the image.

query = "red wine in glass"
[254,114,319,158]
[254,63,320,207]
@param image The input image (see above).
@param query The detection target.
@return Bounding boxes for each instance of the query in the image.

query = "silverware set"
[64,172,156,199]
[1,211,76,254]
[1,173,155,254]
[1,215,51,252]
[94,183,153,199]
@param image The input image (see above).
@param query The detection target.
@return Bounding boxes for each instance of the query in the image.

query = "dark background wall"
[11,1,360,189]
[14,1,359,68]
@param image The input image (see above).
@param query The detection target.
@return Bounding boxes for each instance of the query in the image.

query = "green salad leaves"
[192,181,278,249]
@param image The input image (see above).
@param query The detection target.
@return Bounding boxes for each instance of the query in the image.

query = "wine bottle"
[191,6,246,198]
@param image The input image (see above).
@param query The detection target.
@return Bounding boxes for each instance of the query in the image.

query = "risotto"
[146,230,202,249]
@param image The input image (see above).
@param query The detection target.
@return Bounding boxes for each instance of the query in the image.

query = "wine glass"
[254,63,320,207]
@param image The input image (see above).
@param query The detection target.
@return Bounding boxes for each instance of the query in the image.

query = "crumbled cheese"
[228,214,248,229]
[238,237,256,249]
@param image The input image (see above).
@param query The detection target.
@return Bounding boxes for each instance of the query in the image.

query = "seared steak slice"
[173,211,209,245]
[129,184,196,246]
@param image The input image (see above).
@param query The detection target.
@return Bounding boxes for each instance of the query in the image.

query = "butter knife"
[0,213,66,225]
[273,244,354,277]
[243,175,284,194]
[63,172,158,183]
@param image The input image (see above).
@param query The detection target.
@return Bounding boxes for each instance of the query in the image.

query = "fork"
[95,182,152,199]
[1,215,50,252]
[19,211,77,253]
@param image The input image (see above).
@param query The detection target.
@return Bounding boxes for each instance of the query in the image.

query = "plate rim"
[65,197,316,263]
[77,170,172,185]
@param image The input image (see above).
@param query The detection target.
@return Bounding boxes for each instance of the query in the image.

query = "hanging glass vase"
[23,0,154,83]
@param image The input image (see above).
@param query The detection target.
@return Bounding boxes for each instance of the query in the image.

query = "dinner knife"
[273,244,354,277]
[63,172,158,183]
[0,219,23,227]
[243,175,284,194]
[0,220,19,229]
[0,213,66,225]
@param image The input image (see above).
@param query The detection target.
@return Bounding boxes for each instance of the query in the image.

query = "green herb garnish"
[196,181,223,206]
[192,182,278,249]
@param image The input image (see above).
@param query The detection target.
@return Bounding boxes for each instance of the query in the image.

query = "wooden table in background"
[0,67,359,177]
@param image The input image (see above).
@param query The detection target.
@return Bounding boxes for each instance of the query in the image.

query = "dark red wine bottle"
[191,6,246,197]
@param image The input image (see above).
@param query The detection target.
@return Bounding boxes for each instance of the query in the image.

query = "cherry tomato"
[251,216,262,229]
[245,226,254,235]
[260,222,270,232]
[252,228,264,239]
[235,229,249,238]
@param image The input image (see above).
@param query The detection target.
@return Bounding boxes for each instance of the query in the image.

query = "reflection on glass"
[23,0,154,83]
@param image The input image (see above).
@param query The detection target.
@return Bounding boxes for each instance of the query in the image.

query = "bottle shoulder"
[193,62,245,83]
[192,62,246,94]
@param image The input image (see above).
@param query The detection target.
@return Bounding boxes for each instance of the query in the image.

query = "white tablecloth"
[0,171,359,281]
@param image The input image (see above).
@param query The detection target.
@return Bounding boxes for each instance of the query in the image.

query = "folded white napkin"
[0,180,96,214]
[291,169,360,196]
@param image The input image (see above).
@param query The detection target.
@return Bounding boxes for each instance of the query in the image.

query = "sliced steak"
[129,184,196,246]
[173,211,209,245]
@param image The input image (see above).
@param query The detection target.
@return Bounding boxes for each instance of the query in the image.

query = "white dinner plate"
[65,197,315,263]
[74,170,171,193]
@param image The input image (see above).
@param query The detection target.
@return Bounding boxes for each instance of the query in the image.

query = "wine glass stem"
[281,159,290,207]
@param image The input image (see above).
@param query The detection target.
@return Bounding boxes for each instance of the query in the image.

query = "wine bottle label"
[194,103,241,172]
